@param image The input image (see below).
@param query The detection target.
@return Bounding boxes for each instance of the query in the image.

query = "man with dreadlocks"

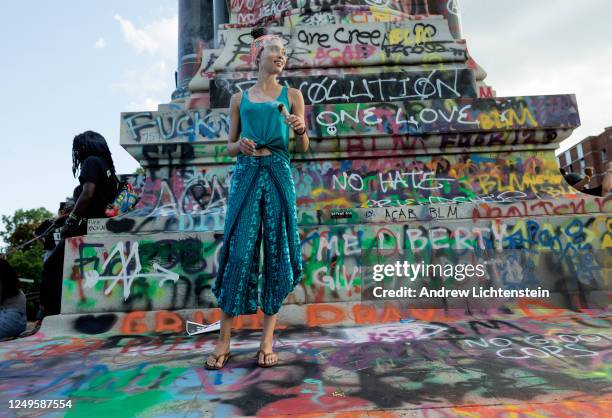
[68,131,119,222]
[39,131,119,316]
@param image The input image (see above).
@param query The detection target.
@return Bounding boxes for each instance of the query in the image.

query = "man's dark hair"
[0,259,21,302]
[72,131,116,178]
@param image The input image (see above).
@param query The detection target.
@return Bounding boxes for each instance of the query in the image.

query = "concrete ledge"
[40,298,610,338]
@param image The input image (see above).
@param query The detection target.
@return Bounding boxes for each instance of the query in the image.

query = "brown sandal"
[205,351,231,370]
[255,349,278,367]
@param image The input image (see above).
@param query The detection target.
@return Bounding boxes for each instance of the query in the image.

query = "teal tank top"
[240,86,291,161]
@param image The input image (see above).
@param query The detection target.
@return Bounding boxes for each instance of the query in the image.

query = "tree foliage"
[1,208,53,248]
[1,207,54,293]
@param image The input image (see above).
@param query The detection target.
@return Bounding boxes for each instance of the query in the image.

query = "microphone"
[277,103,290,118]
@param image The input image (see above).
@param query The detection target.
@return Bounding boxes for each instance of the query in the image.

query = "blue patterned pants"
[213,154,303,316]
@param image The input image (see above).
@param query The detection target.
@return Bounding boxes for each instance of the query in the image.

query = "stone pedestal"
[171,0,216,100]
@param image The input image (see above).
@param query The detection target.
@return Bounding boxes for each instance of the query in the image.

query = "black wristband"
[295,127,306,136]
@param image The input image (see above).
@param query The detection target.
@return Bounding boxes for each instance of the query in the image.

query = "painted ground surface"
[1,309,610,417]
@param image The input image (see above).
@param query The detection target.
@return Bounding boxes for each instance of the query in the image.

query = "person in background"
[564,166,609,196]
[34,200,74,263]
[564,172,590,192]
[0,259,27,339]
[580,167,602,196]
[39,131,119,317]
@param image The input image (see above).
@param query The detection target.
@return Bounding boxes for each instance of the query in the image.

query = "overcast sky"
[461,0,612,149]
[1,0,610,224]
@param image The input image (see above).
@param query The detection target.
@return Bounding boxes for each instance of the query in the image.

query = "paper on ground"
[186,320,221,336]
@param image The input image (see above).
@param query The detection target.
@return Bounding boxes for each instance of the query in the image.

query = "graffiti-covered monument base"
[58,3,609,329]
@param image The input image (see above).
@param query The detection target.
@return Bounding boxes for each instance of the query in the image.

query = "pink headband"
[250,34,281,67]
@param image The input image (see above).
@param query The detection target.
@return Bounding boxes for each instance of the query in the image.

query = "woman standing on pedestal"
[206,28,308,369]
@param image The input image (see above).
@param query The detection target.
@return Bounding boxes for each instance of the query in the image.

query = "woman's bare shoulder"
[230,91,243,106]
[288,88,304,110]
[287,87,302,98]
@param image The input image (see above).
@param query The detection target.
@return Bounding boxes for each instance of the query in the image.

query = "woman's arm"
[288,88,309,153]
[226,93,242,157]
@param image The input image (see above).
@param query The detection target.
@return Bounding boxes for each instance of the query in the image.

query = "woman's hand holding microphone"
[278,104,306,136]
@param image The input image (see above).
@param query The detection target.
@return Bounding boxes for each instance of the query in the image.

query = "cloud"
[125,98,162,112]
[95,37,106,49]
[113,60,172,111]
[113,14,177,61]
[113,13,178,110]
